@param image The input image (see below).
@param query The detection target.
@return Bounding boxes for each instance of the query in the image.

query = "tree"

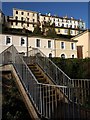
[46,27,57,38]
[33,25,42,35]
[68,29,71,36]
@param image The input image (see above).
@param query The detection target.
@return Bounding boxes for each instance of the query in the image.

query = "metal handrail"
[0,45,90,119]
[28,48,72,86]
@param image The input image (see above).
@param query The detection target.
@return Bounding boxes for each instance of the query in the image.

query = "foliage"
[51,58,90,79]
[2,75,31,120]
[68,29,71,36]
[33,25,42,35]
[45,27,57,38]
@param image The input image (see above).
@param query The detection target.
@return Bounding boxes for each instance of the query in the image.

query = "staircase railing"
[27,48,90,104]
[28,48,73,86]
[0,45,90,119]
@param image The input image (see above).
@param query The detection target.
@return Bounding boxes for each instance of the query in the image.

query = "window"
[21,38,25,46]
[21,12,24,15]
[20,37,27,46]
[48,41,51,48]
[72,55,74,58]
[20,37,26,46]
[15,16,18,20]
[16,11,18,14]
[58,23,60,26]
[33,24,34,27]
[6,36,12,45]
[74,25,76,28]
[11,22,13,25]
[33,13,35,16]
[16,22,18,26]
[53,18,55,21]
[70,30,73,34]
[70,25,72,28]
[21,17,23,21]
[27,18,29,22]
[27,13,29,16]
[62,24,64,27]
[44,17,45,20]
[21,23,23,26]
[71,43,75,50]
[65,29,68,33]
[61,42,65,49]
[27,23,29,27]
[36,39,40,47]
[61,54,65,59]
[66,24,68,28]
[33,19,35,22]
[49,53,52,58]
[58,29,60,33]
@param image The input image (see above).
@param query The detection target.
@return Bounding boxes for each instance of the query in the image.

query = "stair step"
[28,64,51,84]
[31,69,39,72]
[38,78,48,83]
[33,72,41,75]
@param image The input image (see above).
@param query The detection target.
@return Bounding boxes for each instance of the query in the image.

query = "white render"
[0,33,78,58]
[3,8,85,36]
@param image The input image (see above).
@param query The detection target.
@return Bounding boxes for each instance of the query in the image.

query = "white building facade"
[6,8,85,36]
[0,33,77,58]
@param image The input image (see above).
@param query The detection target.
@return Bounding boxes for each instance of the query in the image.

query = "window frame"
[71,43,75,50]
[61,54,65,59]
[61,42,65,49]
[36,39,40,47]
[20,37,26,46]
[48,40,51,48]
[16,11,18,14]
[5,36,12,45]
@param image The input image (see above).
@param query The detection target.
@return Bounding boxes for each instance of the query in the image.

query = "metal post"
[27,34,28,57]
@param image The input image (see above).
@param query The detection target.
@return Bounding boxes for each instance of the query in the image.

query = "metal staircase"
[0,45,90,119]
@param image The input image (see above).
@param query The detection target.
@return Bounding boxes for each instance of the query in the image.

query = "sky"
[2,2,89,28]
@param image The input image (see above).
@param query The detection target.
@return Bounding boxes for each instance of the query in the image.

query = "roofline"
[55,38,78,42]
[40,14,85,22]
[13,8,38,14]
[71,29,89,39]
[0,32,54,40]
[0,9,5,16]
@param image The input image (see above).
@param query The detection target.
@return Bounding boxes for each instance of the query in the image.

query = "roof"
[40,14,84,22]
[71,29,90,39]
[13,8,38,14]
[55,37,78,42]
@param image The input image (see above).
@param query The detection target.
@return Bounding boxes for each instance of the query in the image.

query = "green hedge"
[51,58,90,79]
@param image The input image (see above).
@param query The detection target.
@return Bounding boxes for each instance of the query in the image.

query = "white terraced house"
[6,8,85,36]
